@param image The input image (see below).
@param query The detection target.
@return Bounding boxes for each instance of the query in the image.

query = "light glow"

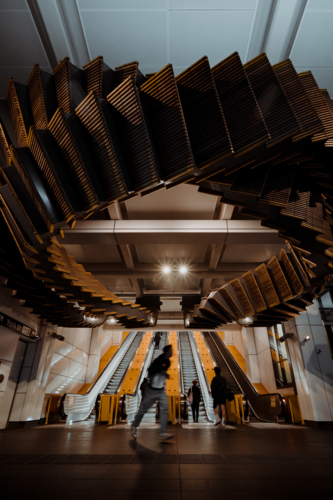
[179,266,188,274]
[163,266,171,274]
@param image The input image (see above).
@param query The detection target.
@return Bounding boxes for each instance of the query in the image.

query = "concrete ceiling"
[1,0,333,97]
[0,0,325,320]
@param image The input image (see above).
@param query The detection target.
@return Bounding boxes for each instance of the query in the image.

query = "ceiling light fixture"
[305,335,310,342]
[163,266,171,274]
[179,266,187,274]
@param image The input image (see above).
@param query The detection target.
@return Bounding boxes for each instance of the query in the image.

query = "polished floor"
[1,422,333,500]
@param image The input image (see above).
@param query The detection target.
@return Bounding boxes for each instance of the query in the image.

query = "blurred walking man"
[131,344,174,441]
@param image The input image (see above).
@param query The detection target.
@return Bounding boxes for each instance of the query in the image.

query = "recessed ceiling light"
[163,266,171,274]
[179,266,187,274]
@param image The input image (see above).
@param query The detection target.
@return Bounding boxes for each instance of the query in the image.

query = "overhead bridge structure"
[63,331,284,425]
[1,53,333,328]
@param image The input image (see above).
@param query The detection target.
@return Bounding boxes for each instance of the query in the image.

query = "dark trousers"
[155,340,160,349]
[191,403,199,422]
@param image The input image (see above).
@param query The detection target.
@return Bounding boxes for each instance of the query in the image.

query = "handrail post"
[108,395,115,426]
[44,395,52,425]
[288,397,295,424]
[240,395,245,424]
[297,396,305,425]
[98,396,103,423]
[114,395,120,425]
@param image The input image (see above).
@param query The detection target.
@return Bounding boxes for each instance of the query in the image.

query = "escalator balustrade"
[203,331,284,422]
[179,332,208,422]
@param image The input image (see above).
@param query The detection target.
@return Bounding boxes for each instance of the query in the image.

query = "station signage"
[0,311,38,339]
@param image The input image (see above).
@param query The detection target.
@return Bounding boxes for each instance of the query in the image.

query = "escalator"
[179,332,208,422]
[84,332,144,423]
[203,331,284,422]
[141,332,168,423]
[104,332,144,395]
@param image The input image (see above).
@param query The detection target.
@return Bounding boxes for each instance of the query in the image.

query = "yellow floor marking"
[118,331,153,395]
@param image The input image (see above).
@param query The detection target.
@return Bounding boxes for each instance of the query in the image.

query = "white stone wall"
[0,328,20,428]
[45,326,93,396]
[284,303,333,422]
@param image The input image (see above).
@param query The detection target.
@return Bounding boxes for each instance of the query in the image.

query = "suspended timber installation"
[1,52,333,329]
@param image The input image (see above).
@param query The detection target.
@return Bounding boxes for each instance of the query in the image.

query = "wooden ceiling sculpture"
[0,53,333,329]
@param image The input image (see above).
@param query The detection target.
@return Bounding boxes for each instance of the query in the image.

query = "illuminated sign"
[0,311,38,339]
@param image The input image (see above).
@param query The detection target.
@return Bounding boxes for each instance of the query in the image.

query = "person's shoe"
[220,421,226,428]
[131,424,137,440]
[214,419,222,426]
[159,433,175,441]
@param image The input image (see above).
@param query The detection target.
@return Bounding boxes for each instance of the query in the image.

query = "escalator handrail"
[208,331,284,422]
[208,332,260,394]
[63,331,137,421]
[125,334,155,423]
[203,332,244,395]
[209,332,285,399]
[205,332,267,422]
[188,331,215,422]
[190,331,212,396]
[115,332,145,394]
[120,333,155,397]
[85,331,137,396]
[177,331,185,397]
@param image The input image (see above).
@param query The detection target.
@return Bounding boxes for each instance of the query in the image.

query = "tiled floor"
[0,422,333,499]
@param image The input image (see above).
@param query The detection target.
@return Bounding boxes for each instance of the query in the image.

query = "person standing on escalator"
[211,366,227,428]
[188,380,201,423]
[131,344,175,441]
[154,332,161,350]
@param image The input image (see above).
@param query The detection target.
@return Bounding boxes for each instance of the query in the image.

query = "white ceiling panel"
[78,0,166,9]
[169,10,255,68]
[222,244,288,264]
[169,0,256,10]
[62,245,121,264]
[160,299,182,312]
[144,275,201,291]
[126,184,217,220]
[0,0,27,9]
[136,244,207,264]
[80,10,168,68]
[98,276,133,292]
[307,0,333,10]
[0,11,49,67]
[291,11,333,68]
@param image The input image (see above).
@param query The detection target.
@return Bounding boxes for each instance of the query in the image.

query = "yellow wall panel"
[226,345,247,374]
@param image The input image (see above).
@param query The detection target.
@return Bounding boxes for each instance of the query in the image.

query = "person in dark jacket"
[188,380,201,423]
[140,377,148,399]
[131,344,174,441]
[154,332,161,349]
[211,366,227,428]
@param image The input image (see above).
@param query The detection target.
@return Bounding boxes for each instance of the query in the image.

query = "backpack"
[224,386,235,402]
[187,387,193,405]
